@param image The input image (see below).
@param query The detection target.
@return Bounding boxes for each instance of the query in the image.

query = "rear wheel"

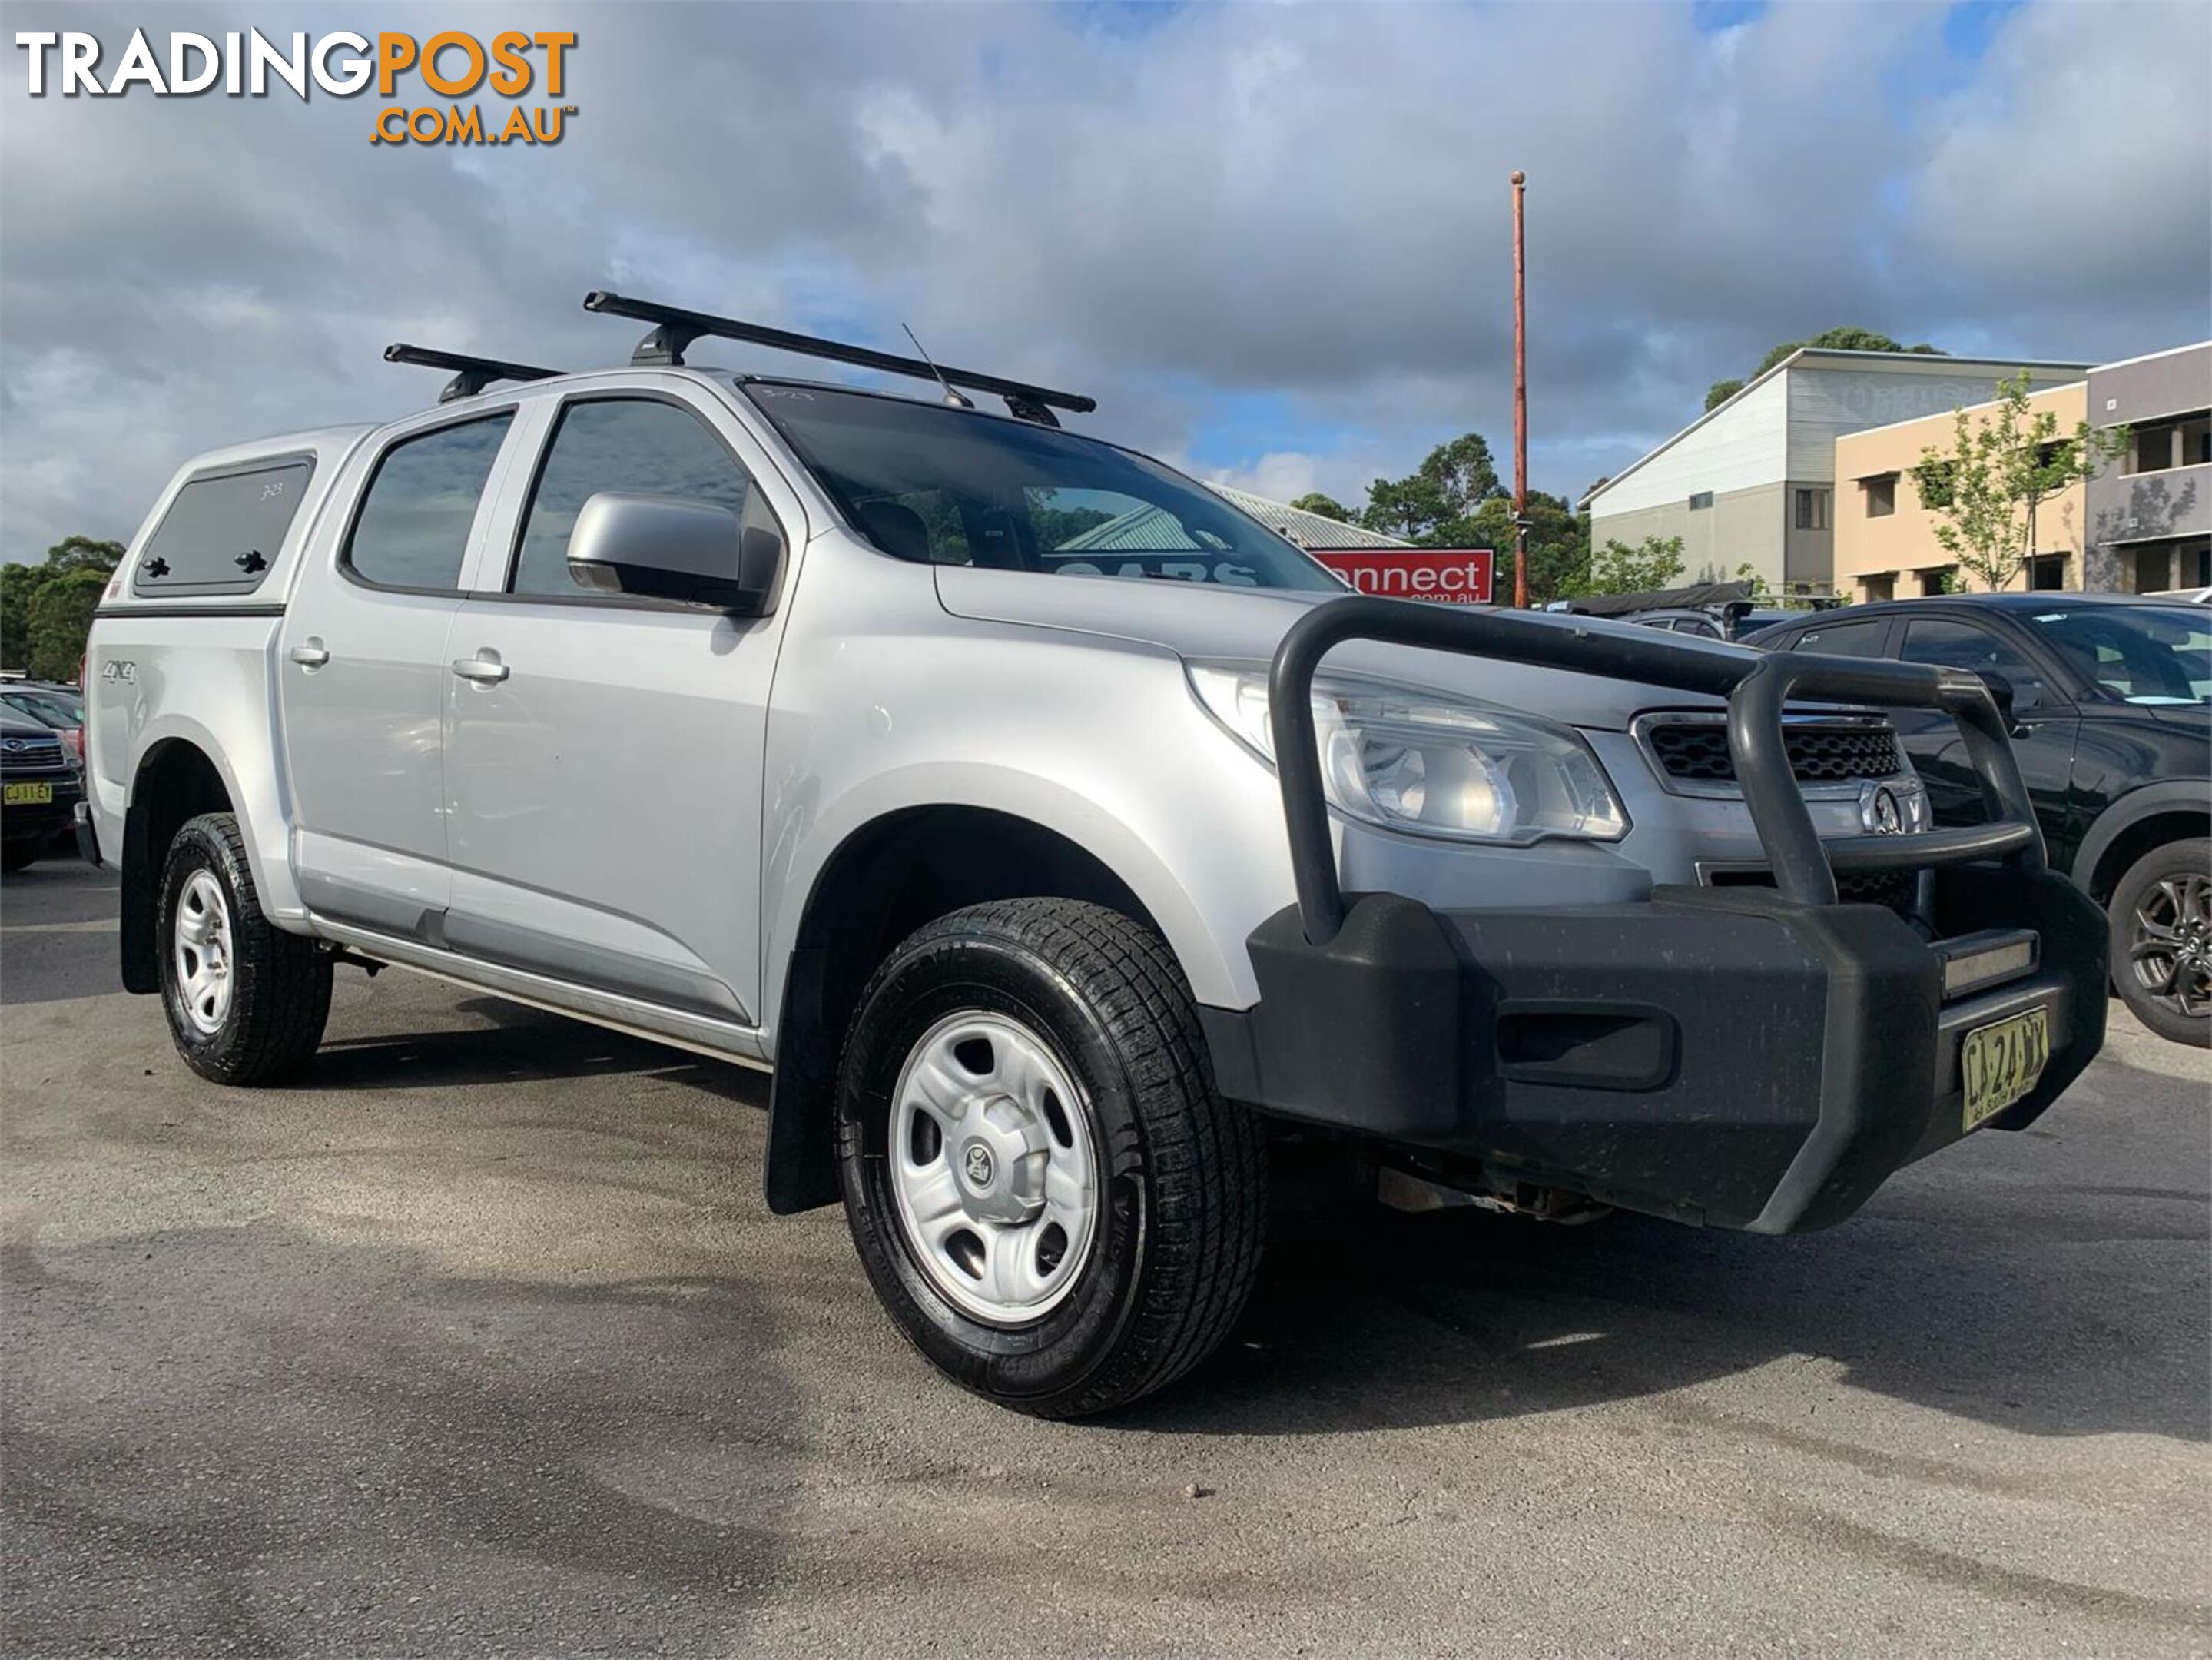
[158,812,332,1084]
[2109,837,2211,1047]
[1,842,38,873]
[835,899,1266,1418]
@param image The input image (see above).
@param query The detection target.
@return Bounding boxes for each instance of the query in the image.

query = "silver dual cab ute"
[83,295,2107,1416]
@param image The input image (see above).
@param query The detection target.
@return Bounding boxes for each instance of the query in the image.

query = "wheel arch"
[763,802,1203,1215]
[120,736,240,994]
[2071,782,2212,902]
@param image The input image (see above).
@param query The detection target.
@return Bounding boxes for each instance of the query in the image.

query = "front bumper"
[1209,597,2108,1235]
[1203,865,2105,1233]
[2,774,84,851]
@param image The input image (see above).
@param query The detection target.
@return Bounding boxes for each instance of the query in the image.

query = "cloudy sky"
[2,0,2207,559]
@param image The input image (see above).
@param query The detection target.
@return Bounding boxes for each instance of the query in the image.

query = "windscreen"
[745,383,1340,593]
[2026,604,2211,705]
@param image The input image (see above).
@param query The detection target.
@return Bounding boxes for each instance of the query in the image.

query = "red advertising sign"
[1309,547,1495,606]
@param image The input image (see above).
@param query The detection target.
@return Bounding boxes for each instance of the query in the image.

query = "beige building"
[1584,348,2090,596]
[1832,381,2089,603]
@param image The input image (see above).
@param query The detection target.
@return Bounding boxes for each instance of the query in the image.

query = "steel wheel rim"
[173,869,235,1036]
[2130,871,2212,1019]
[888,1010,1099,1327]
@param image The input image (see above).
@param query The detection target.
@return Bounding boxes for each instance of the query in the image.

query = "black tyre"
[157,812,333,1084]
[835,899,1266,1418]
[1,842,38,873]
[2109,837,2210,1048]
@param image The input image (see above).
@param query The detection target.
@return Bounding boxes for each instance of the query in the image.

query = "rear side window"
[133,459,314,596]
[510,400,754,596]
[1790,619,1891,657]
[345,415,512,592]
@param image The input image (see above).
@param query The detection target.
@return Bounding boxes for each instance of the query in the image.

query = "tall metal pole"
[1511,170,1529,610]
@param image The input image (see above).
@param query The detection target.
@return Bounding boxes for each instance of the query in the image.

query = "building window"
[1863,475,1896,518]
[1687,490,1713,511]
[2131,548,2172,593]
[2028,555,2067,591]
[1860,573,1895,603]
[1918,566,1955,596]
[2193,538,2212,588]
[2127,413,2210,475]
[1794,488,1829,531]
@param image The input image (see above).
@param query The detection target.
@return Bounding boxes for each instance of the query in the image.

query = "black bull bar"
[1193,596,2105,1234]
[1267,597,2041,941]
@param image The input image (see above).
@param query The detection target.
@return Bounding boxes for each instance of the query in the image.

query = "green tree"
[1288,492,1354,524]
[25,567,109,680]
[1571,534,1686,598]
[1909,370,2129,592]
[1359,433,1505,543]
[2,535,124,679]
[1467,490,1587,606]
[1704,328,1945,413]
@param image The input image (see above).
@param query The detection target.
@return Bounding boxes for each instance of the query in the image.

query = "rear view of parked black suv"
[1749,594,2211,1045]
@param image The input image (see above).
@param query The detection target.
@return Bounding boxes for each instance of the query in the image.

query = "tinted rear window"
[134,459,315,596]
[345,416,512,592]
[1789,619,1891,657]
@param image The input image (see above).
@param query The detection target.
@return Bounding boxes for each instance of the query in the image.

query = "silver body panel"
[85,367,1925,1064]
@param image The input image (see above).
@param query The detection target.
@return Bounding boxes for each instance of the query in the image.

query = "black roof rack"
[384,343,562,403]
[581,290,1096,427]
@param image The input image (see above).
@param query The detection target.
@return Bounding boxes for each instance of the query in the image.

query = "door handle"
[451,652,510,685]
[288,639,330,669]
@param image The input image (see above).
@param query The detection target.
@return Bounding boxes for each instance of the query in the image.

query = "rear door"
[440,384,801,1028]
[279,409,519,934]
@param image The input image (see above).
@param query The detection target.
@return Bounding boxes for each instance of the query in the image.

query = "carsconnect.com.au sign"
[12,28,578,145]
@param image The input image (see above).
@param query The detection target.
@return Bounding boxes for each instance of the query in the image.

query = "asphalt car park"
[4,859,2207,1658]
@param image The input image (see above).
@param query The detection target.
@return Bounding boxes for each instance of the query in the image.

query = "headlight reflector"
[1187,662,1628,845]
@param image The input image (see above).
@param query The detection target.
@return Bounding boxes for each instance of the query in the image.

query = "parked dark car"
[2,681,86,763]
[1,707,83,873]
[1747,594,2211,1045]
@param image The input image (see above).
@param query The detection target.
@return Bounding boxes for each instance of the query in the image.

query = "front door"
[440,388,793,1027]
[279,410,518,935]
[1889,613,2078,834]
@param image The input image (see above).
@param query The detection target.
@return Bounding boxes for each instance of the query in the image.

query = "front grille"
[1643,719,1902,786]
[0,735,68,775]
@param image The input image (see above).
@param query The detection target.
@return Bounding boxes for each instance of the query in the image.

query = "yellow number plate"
[1961,1007,2051,1132]
[2,782,54,806]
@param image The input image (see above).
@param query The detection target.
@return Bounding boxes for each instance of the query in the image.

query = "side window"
[1791,619,1891,657]
[134,459,314,596]
[512,400,754,596]
[1899,619,2051,710]
[345,415,512,592]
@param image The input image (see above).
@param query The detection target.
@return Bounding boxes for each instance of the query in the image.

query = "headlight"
[1186,661,1629,845]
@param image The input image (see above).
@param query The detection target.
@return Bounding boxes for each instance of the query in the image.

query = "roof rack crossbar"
[580,290,1096,425]
[384,343,562,403]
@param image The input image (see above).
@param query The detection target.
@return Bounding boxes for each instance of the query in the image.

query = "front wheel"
[2110,838,2211,1048]
[157,812,333,1084]
[835,900,1266,1418]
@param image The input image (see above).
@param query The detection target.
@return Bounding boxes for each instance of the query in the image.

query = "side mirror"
[1977,668,2022,734]
[565,491,783,615]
